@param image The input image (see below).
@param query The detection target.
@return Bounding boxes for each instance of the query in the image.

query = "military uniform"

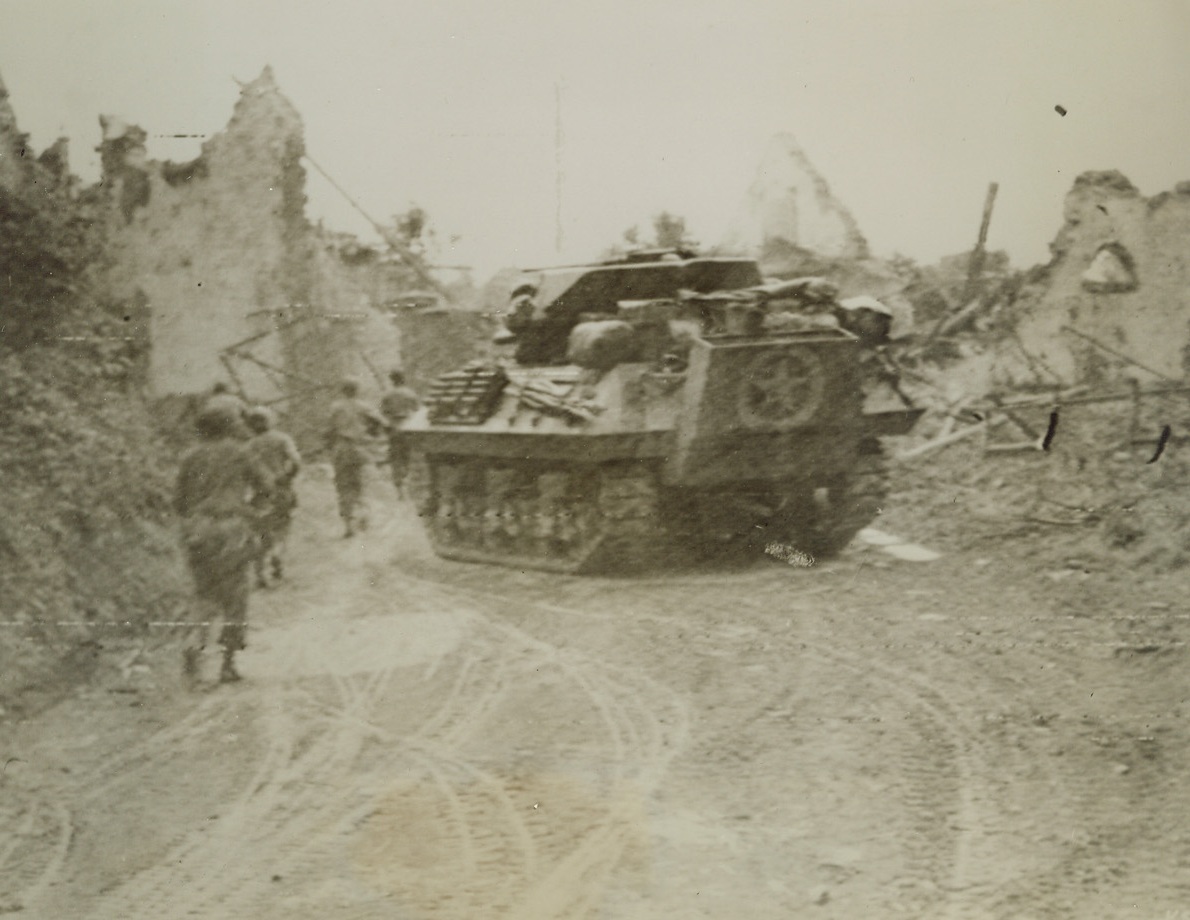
[505,290,572,365]
[246,415,302,585]
[379,382,421,497]
[176,423,269,682]
[326,391,385,536]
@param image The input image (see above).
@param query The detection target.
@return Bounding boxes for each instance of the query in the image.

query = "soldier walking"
[175,402,269,684]
[379,369,421,499]
[325,377,386,537]
[202,381,250,439]
[245,406,302,587]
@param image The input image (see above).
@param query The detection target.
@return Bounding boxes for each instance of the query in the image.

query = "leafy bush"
[0,166,187,713]
[0,182,101,348]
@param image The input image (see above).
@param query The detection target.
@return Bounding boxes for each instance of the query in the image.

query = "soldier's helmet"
[340,376,361,397]
[245,406,274,432]
[195,402,240,439]
[835,296,893,345]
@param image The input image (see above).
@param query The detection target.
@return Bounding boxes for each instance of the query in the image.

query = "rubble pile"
[880,361,1190,578]
[714,132,1189,578]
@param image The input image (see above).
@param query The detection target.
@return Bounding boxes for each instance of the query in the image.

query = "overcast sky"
[1,0,1187,278]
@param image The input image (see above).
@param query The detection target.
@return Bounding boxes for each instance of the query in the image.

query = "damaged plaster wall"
[1014,171,1190,382]
[96,66,401,447]
[99,70,292,400]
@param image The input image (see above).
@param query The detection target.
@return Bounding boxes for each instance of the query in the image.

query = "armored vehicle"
[403,250,921,573]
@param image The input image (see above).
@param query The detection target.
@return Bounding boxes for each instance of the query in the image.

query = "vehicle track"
[355,592,690,919]
[422,568,1064,918]
[21,484,1183,917]
[0,801,73,913]
[55,529,685,919]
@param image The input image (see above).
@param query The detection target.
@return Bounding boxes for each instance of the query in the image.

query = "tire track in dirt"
[718,583,1098,919]
[271,561,686,919]
[0,801,72,913]
[665,583,1044,917]
[624,595,979,915]
[789,595,1184,919]
[75,518,416,918]
[20,499,397,916]
[84,662,417,918]
[460,570,1022,918]
[228,603,679,919]
[72,526,684,918]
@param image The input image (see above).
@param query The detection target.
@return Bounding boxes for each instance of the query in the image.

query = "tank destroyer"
[403,250,922,573]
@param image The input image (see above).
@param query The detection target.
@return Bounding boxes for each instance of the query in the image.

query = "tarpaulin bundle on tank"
[527,257,764,326]
[513,377,602,422]
[676,276,840,306]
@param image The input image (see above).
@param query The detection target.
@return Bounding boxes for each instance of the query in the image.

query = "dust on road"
[2,467,1188,919]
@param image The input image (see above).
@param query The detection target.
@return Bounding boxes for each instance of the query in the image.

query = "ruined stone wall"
[1014,172,1190,383]
[96,67,407,451]
[93,66,498,450]
[98,71,301,401]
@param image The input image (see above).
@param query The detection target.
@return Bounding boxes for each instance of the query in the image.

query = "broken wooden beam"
[984,441,1040,453]
[894,417,1006,461]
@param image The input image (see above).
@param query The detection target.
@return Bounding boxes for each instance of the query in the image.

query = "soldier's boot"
[219,649,243,684]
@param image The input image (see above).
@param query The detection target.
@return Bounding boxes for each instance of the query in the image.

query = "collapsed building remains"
[1011,171,1190,383]
[95,67,484,449]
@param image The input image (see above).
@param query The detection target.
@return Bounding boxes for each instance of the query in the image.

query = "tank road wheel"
[584,461,666,572]
[412,456,667,574]
[793,439,889,559]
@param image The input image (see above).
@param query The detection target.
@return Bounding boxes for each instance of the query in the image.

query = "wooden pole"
[962,182,999,304]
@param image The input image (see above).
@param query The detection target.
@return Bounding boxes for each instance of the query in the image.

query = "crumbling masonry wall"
[99,70,298,400]
[97,67,401,449]
[1014,172,1190,383]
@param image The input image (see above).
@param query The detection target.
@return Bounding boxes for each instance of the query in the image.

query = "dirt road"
[2,465,1188,918]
